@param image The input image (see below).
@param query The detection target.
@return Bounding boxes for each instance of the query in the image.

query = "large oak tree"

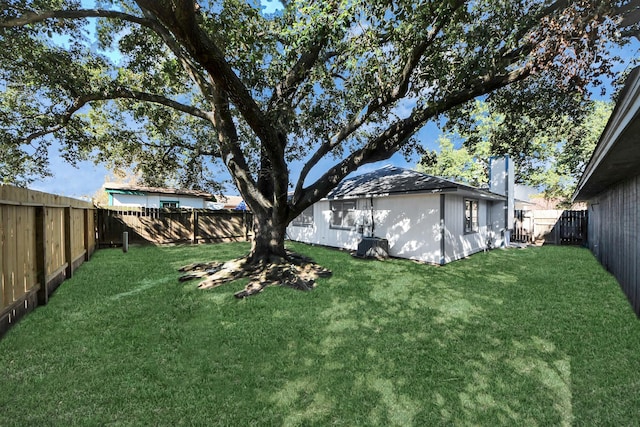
[1,0,638,294]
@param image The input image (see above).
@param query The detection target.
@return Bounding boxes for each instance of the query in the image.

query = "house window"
[330,200,357,229]
[292,205,314,227]
[160,200,179,208]
[464,199,479,234]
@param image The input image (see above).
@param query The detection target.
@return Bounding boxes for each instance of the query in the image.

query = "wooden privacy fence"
[1,185,96,337]
[97,207,252,246]
[512,209,588,245]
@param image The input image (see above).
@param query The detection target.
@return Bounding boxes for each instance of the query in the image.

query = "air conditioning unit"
[356,237,389,259]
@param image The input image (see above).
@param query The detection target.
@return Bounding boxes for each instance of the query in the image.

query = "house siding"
[288,194,443,263]
[443,195,490,263]
[111,193,206,209]
[286,199,363,251]
[587,173,640,316]
[287,192,502,265]
[489,200,507,248]
[374,194,442,264]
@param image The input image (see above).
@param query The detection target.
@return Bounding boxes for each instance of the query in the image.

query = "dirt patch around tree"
[178,250,332,298]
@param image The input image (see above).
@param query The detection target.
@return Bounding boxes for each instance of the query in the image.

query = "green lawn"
[1,242,639,426]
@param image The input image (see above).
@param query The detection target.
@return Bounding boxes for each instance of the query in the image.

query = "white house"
[104,183,215,209]
[287,159,514,265]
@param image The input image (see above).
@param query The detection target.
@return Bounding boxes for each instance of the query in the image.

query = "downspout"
[505,156,512,247]
[440,194,446,265]
[504,156,509,243]
[370,196,375,237]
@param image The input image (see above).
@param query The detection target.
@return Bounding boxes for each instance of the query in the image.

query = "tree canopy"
[417,98,613,201]
[1,0,638,265]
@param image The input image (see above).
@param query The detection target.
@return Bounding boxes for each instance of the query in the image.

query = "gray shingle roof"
[327,165,504,200]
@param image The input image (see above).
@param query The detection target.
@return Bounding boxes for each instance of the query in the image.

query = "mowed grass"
[1,242,640,426]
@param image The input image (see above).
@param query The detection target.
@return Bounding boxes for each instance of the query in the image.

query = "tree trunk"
[248,209,288,263]
[178,205,331,297]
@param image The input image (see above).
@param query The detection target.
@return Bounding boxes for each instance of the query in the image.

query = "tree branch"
[133,0,284,164]
[392,0,467,99]
[293,0,578,200]
[133,0,291,207]
[209,85,270,212]
[292,65,533,213]
[293,0,466,197]
[267,0,349,115]
[2,2,283,172]
[0,8,151,28]
[137,6,215,102]
[20,87,211,145]
[0,4,217,100]
[267,42,325,112]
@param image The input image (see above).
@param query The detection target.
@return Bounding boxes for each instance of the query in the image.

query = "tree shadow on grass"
[178,245,581,426]
[1,244,635,426]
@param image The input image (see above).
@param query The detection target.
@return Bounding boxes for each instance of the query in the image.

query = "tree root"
[178,250,332,298]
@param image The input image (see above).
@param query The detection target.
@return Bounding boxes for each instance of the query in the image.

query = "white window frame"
[292,205,314,227]
[464,199,479,234]
[160,200,180,208]
[330,200,357,230]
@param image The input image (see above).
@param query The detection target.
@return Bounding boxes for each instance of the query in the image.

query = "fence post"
[83,209,91,261]
[96,209,102,248]
[191,209,198,244]
[35,206,49,305]
[123,231,129,253]
[64,207,73,278]
[0,204,4,310]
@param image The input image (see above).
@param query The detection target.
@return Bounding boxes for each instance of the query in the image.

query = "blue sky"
[29,126,442,200]
[26,4,640,200]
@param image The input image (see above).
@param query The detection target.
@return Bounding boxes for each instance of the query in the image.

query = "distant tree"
[417,134,490,187]
[418,99,613,202]
[417,101,495,187]
[550,99,614,200]
[1,0,636,295]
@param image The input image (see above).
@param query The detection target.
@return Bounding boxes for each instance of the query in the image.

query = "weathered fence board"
[197,211,249,242]
[588,174,640,316]
[97,207,252,247]
[557,210,588,245]
[0,185,96,338]
[512,209,588,245]
[46,207,65,278]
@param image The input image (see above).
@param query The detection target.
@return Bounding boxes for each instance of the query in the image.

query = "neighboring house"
[513,184,540,210]
[218,195,245,210]
[104,183,214,209]
[573,65,640,316]
[287,160,514,265]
